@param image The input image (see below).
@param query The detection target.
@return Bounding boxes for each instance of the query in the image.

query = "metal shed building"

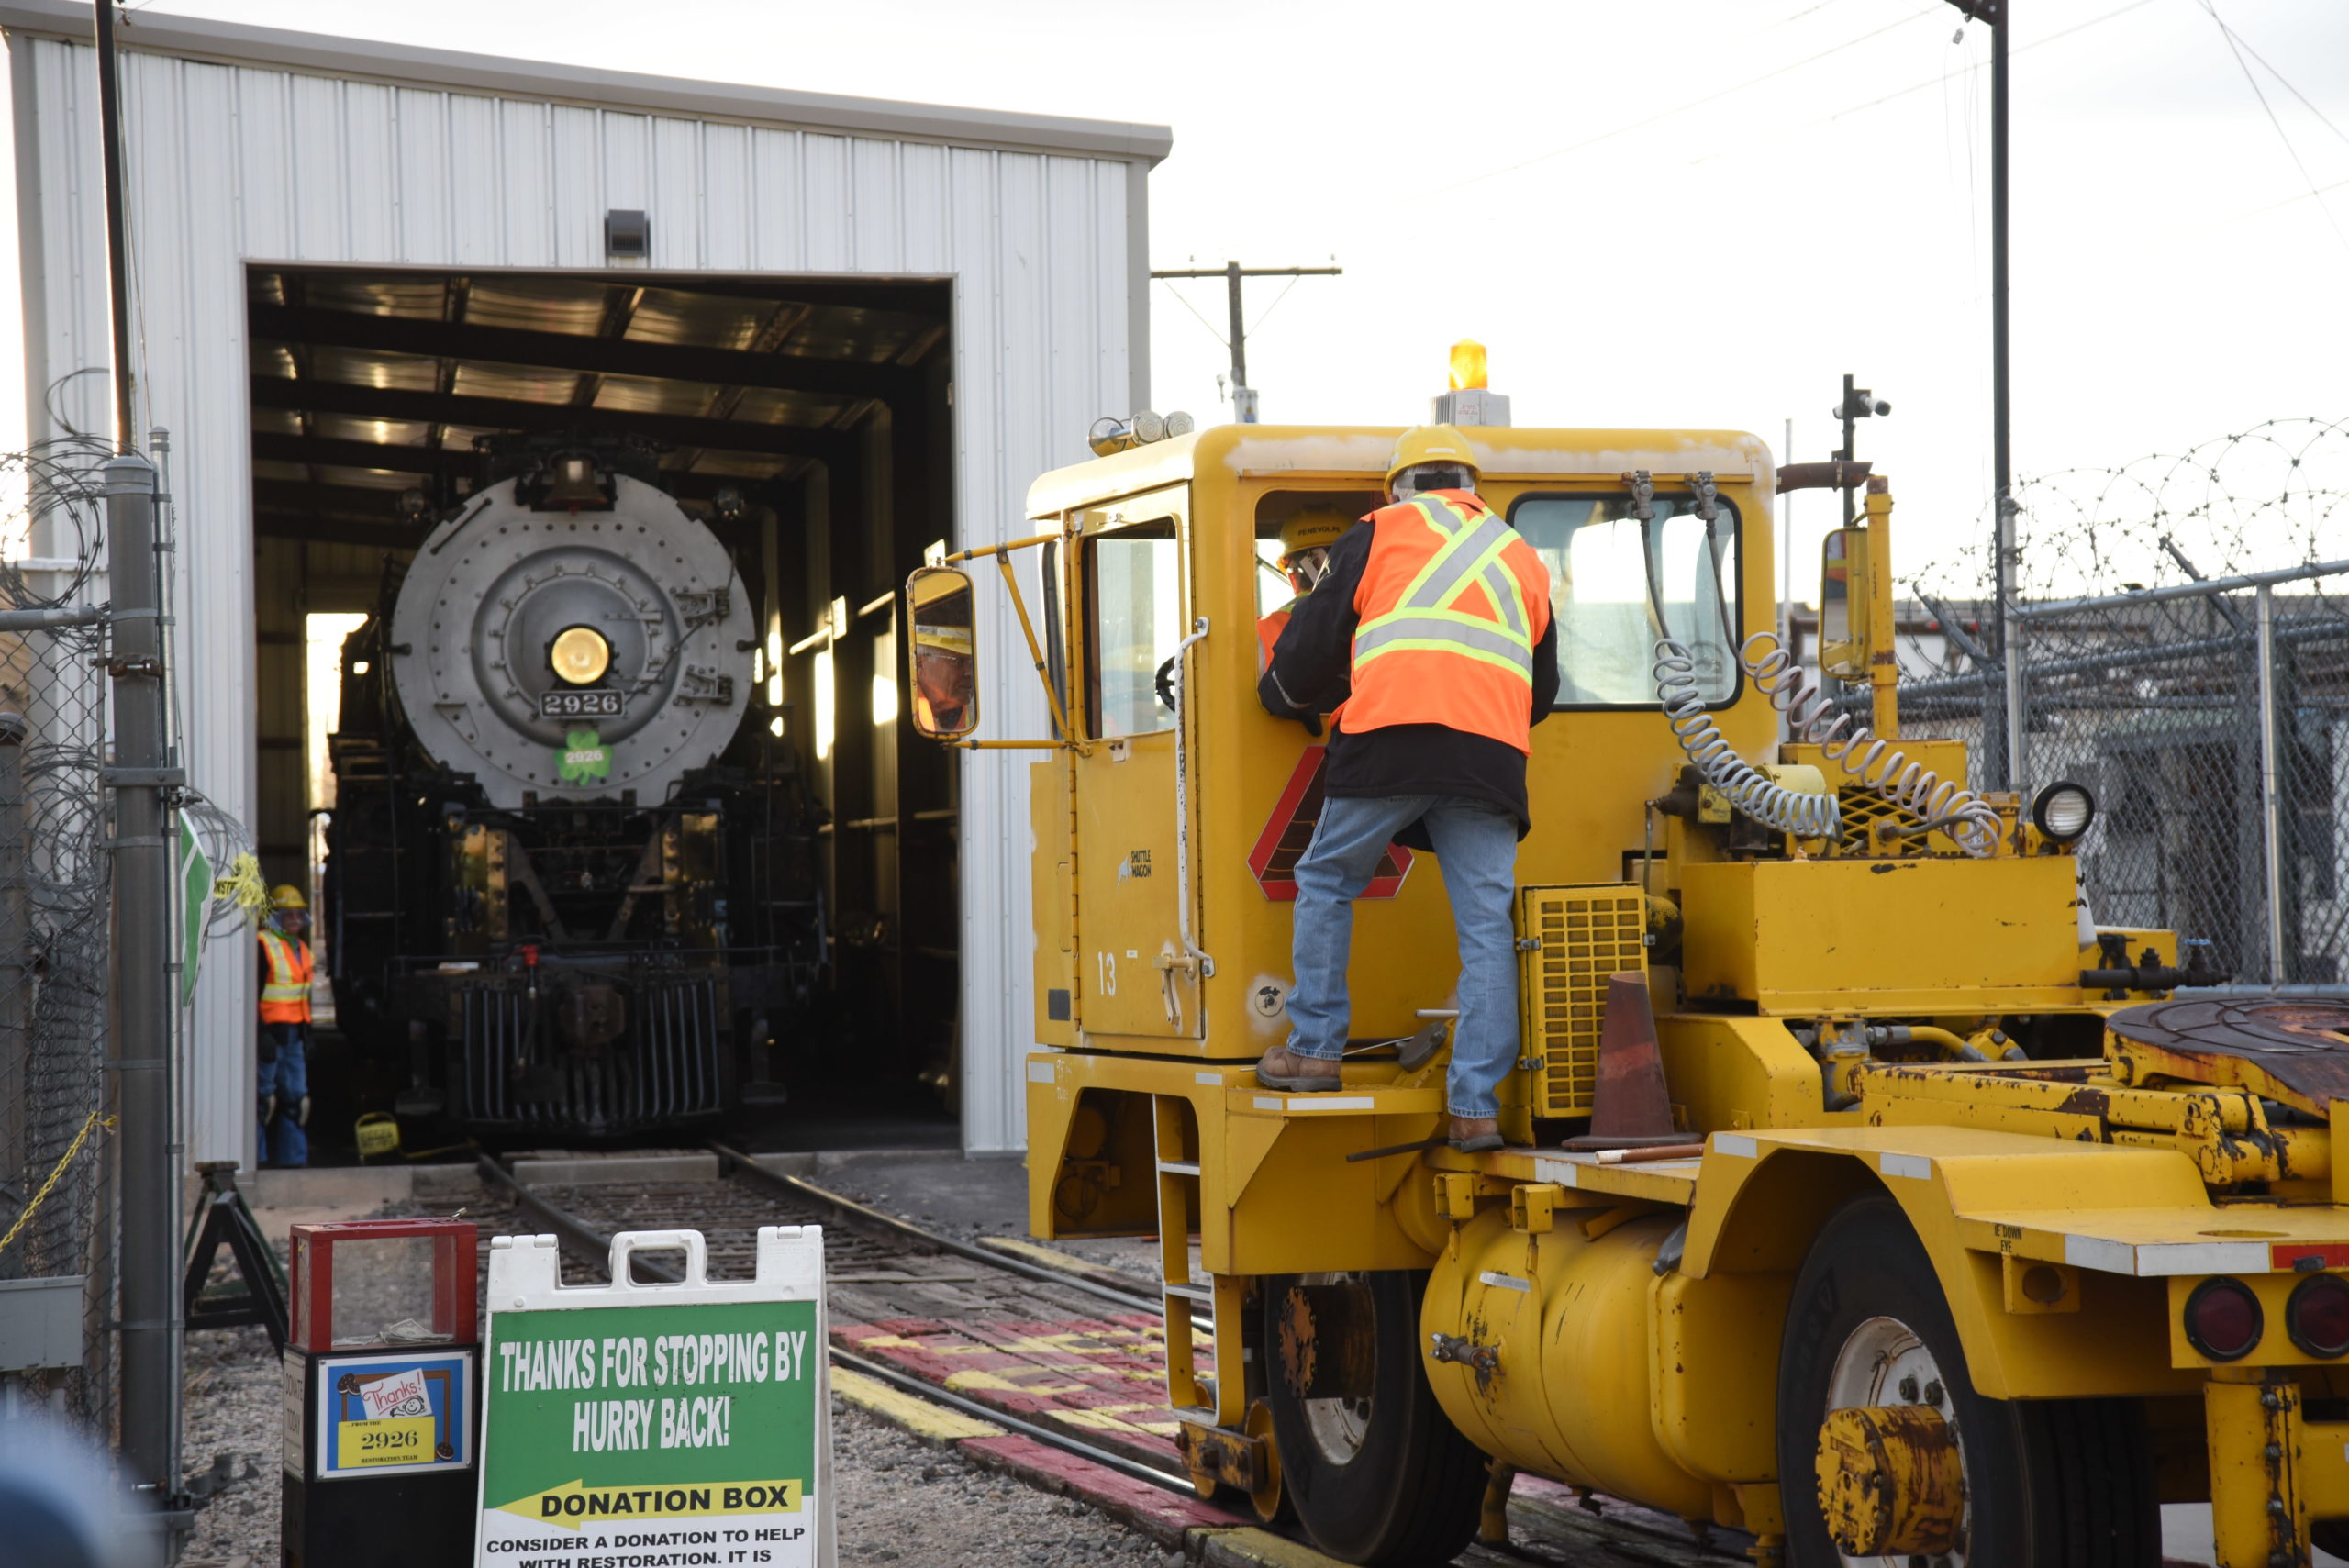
[1,0,1170,1162]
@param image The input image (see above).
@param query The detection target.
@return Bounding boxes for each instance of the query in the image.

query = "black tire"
[1262,1270,1485,1566]
[1777,1193,2158,1567]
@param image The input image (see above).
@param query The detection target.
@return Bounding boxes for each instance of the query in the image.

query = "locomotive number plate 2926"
[540,689,623,719]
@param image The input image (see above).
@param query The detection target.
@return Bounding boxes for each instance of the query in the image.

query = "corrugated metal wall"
[8,23,1155,1160]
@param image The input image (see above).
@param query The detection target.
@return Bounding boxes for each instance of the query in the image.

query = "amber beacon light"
[1448,339,1488,392]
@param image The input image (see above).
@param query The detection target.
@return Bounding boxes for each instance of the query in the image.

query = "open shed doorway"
[248,264,960,1160]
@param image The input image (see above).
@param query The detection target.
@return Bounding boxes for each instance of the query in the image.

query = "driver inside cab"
[1256,507,1352,673]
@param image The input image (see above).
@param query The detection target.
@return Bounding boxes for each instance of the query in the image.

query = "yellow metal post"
[2204,1369,2306,1568]
[1863,478,1898,740]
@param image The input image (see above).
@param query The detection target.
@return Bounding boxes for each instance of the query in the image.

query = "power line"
[1689,0,2157,165]
[2199,0,2349,258]
[2200,7,2349,152]
[1436,1,1948,195]
[1154,278,1227,350]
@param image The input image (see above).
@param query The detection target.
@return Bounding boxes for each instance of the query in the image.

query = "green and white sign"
[558,728,613,785]
[477,1229,832,1568]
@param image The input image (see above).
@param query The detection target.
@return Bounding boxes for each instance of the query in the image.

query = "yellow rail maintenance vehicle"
[902,350,2349,1568]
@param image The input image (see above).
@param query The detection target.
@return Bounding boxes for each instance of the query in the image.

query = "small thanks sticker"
[360,1366,430,1421]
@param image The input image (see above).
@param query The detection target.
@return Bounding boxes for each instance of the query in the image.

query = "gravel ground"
[175,1318,1180,1568]
[172,1182,1188,1568]
[179,1322,280,1568]
[829,1401,1174,1568]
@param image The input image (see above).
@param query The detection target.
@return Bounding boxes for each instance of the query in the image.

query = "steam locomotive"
[324,439,825,1140]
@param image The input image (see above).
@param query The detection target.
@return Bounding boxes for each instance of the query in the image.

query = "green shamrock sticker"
[558,727,612,784]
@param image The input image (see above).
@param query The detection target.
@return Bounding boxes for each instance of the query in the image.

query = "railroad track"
[427,1144,1746,1568]
[463,1146,1196,1495]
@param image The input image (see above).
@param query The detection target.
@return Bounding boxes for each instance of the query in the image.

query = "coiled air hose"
[1652,631,2003,857]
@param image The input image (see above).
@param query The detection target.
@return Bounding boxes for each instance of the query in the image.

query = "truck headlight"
[2032,781,2096,843]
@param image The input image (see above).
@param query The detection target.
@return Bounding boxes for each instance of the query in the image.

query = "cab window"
[1510,493,1742,706]
[1085,520,1183,738]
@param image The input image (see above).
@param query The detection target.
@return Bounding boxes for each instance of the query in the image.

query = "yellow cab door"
[1073,484,1203,1041]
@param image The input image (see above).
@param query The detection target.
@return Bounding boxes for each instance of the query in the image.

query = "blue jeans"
[258,1022,309,1167]
[1286,794,1520,1119]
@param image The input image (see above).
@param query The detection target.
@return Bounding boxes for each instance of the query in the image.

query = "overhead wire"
[2198,0,2349,258]
[1435,0,1950,195]
[1688,0,2160,165]
[1153,277,1228,350]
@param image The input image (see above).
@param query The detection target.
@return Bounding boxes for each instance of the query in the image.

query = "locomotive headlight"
[2032,781,2097,843]
[550,625,613,686]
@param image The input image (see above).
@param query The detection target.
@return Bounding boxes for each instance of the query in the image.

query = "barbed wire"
[1908,417,2349,667]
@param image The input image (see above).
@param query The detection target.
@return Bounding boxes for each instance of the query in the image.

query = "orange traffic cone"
[1563,972,1685,1151]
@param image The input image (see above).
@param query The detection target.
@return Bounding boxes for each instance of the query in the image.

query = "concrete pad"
[1194,1528,1346,1567]
[511,1151,718,1186]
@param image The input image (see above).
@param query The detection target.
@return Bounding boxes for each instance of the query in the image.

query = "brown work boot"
[1449,1116,1503,1152]
[1255,1046,1341,1093]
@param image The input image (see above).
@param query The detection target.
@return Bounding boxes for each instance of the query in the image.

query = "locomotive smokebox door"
[282,1218,479,1568]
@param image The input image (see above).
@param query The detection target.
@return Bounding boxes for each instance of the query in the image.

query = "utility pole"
[1945,0,2021,789]
[1149,261,1341,423]
[94,0,136,450]
[105,453,176,1514]
[1831,375,1890,528]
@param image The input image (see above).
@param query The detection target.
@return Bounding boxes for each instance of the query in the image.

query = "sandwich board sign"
[476,1227,833,1568]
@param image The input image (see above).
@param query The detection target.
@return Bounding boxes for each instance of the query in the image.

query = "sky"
[2,0,2345,596]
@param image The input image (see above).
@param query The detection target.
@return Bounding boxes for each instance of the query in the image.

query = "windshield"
[1511,494,1742,706]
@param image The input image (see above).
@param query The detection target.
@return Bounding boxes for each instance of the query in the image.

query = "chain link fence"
[1901,417,2349,988]
[0,436,118,1429]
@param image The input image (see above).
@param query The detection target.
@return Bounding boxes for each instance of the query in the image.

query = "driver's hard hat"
[1384,425,1481,487]
[1277,508,1352,565]
[268,884,308,911]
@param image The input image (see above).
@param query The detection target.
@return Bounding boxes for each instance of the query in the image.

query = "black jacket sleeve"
[1257,520,1372,720]
[1529,613,1559,726]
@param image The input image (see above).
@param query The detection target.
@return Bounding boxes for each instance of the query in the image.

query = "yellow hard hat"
[1277,507,1351,564]
[268,884,308,911]
[1385,425,1481,487]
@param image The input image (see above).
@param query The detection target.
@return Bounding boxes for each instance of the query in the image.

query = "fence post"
[101,452,175,1499]
[2257,583,2285,986]
[0,711,24,1248]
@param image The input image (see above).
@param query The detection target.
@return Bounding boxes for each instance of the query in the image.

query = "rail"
[475,1151,1203,1499]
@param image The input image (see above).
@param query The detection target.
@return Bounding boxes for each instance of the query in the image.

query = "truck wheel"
[1777,1193,2157,1567]
[1263,1270,1485,1566]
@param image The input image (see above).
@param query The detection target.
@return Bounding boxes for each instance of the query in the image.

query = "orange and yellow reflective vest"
[1335,490,1553,753]
[259,928,313,1024]
[1257,595,1307,672]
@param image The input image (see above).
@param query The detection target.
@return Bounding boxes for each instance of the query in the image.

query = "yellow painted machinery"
[904,355,2349,1568]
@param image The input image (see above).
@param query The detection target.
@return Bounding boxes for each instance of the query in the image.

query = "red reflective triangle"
[1246,746,1412,902]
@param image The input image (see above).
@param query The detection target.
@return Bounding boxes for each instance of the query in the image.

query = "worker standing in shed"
[1255,427,1558,1151]
[1256,507,1351,672]
[257,884,314,1168]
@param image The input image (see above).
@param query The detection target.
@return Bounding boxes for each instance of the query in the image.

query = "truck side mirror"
[1819,526,1871,682]
[905,566,981,740]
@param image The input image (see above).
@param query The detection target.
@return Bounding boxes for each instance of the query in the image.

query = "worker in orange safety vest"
[257,884,314,1167]
[1255,507,1352,676]
[1253,426,1558,1152]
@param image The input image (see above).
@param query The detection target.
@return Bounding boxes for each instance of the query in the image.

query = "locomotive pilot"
[1254,426,1559,1152]
[257,884,314,1167]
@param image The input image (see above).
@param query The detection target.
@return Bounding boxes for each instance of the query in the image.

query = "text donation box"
[476,1226,833,1568]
